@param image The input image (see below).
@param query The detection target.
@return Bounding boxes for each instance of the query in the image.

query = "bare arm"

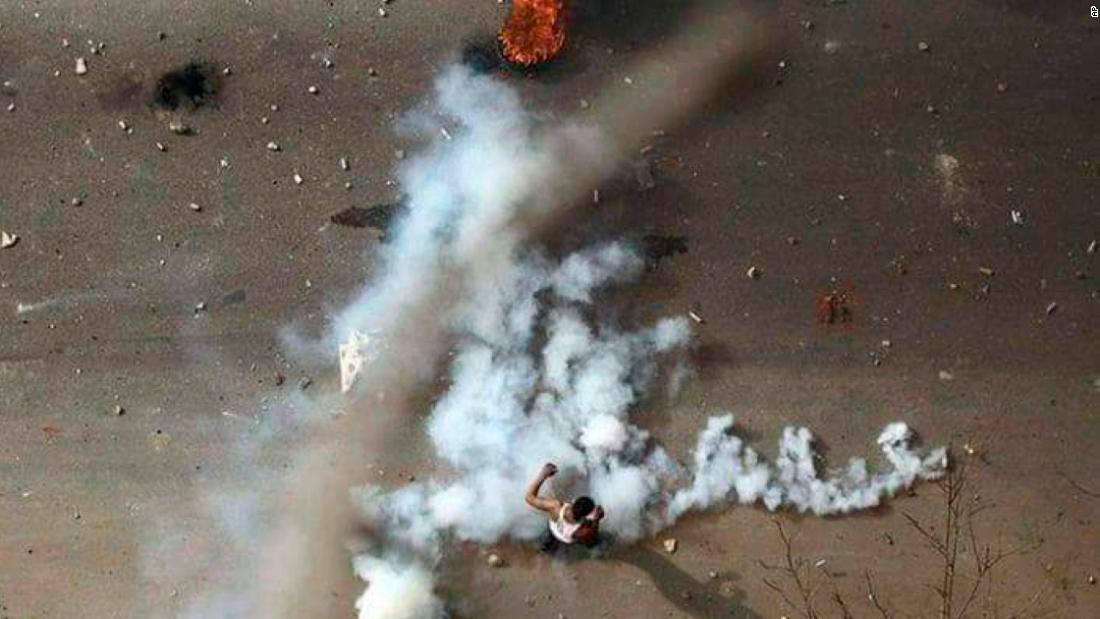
[525,463,563,516]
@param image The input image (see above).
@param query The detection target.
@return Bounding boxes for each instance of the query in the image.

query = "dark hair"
[572,496,595,520]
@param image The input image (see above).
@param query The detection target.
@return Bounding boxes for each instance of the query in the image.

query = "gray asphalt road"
[1,1,1097,618]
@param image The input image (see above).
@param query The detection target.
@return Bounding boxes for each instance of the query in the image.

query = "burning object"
[499,0,568,66]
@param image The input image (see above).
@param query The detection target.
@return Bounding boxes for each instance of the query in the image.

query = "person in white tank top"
[525,462,605,550]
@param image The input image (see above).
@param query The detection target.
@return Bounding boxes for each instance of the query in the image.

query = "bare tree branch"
[864,571,891,619]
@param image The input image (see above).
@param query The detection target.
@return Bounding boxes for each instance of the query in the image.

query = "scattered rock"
[274,373,285,386]
[978,266,995,277]
[1010,210,1024,225]
[75,57,88,75]
[168,119,191,135]
[194,301,207,313]
[917,41,930,52]
[823,40,840,54]
[155,141,166,152]
[487,553,504,568]
[71,197,83,207]
[188,202,201,212]
[266,141,280,152]
[881,339,892,348]
[938,370,955,381]
[663,538,677,554]
[1087,240,1096,255]
[395,149,406,160]
[708,571,718,580]
[996,81,1009,93]
[113,405,124,416]
[307,85,319,95]
[339,156,350,171]
[293,172,304,185]
[1045,302,1058,316]
[688,310,704,324]
[746,265,761,279]
[1,231,18,249]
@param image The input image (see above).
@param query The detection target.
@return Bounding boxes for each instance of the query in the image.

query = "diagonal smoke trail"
[247,8,768,619]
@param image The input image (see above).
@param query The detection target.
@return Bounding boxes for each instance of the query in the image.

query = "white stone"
[75,57,88,75]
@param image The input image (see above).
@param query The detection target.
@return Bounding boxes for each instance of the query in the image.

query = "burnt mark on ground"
[154,63,220,110]
[460,37,505,74]
[641,234,688,270]
[330,202,404,239]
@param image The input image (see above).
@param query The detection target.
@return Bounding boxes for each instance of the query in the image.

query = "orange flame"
[500,0,568,66]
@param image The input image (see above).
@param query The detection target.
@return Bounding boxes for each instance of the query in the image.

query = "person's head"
[571,496,595,520]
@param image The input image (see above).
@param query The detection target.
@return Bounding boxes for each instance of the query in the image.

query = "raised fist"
[541,463,559,477]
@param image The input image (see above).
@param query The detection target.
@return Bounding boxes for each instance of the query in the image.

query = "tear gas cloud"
[349,68,947,619]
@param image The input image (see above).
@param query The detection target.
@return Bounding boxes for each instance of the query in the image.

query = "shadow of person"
[608,545,763,619]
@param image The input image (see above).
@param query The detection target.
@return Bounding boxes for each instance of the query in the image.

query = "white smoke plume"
[353,241,947,617]
[337,48,948,617]
[161,8,778,618]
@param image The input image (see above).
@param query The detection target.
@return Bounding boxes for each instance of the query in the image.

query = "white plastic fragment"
[339,329,371,393]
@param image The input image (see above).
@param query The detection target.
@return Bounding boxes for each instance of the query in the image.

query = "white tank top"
[548,503,581,544]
